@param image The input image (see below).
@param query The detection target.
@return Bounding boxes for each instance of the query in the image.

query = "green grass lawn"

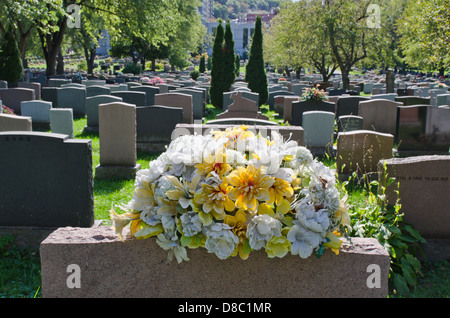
[1,104,448,298]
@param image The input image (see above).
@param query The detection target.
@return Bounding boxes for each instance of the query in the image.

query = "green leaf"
[393,273,410,296]
[403,224,426,243]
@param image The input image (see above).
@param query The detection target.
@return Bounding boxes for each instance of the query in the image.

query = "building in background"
[199,0,214,24]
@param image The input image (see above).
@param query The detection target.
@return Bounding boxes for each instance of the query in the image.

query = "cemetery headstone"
[136,106,184,152]
[216,91,269,121]
[130,85,160,106]
[291,99,335,126]
[380,155,450,240]
[20,100,52,125]
[302,111,335,155]
[85,95,123,132]
[56,87,87,117]
[111,91,147,107]
[395,96,430,106]
[174,88,204,120]
[395,105,450,153]
[154,93,193,124]
[335,96,370,119]
[337,115,363,132]
[359,99,402,135]
[268,90,295,110]
[96,102,140,179]
[50,108,74,139]
[0,114,32,132]
[41,88,60,108]
[336,130,393,178]
[18,82,41,100]
[0,88,35,115]
[86,85,111,97]
[0,131,94,227]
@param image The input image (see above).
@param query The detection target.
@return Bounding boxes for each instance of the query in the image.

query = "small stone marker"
[50,108,74,139]
[96,102,140,179]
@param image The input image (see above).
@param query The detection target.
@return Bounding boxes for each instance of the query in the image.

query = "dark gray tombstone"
[0,132,94,227]
[395,96,430,106]
[136,106,184,152]
[42,87,60,108]
[111,91,147,107]
[0,88,35,115]
[335,96,370,119]
[130,85,160,106]
[85,95,123,131]
[395,105,450,153]
[386,69,395,94]
[338,115,364,132]
[56,87,87,117]
[268,90,295,110]
[86,85,111,97]
[291,99,335,126]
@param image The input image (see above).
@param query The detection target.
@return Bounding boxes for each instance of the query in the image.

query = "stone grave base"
[0,221,103,250]
[95,164,141,180]
[40,226,390,298]
[137,142,169,153]
[83,126,99,133]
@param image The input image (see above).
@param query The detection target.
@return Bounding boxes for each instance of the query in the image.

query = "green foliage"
[245,16,268,105]
[0,27,23,83]
[122,62,142,75]
[0,234,41,298]
[190,69,200,81]
[223,20,236,91]
[235,54,240,77]
[199,54,206,73]
[210,21,225,108]
[345,163,426,297]
[207,56,212,71]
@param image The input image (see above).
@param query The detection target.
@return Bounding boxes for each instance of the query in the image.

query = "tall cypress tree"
[210,20,225,108]
[235,54,240,77]
[0,27,23,84]
[245,16,268,106]
[199,54,206,73]
[223,20,236,91]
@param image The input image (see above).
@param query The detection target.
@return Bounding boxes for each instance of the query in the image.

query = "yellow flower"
[195,151,232,178]
[224,210,251,260]
[323,231,344,255]
[268,178,294,206]
[110,208,141,241]
[212,125,255,147]
[194,178,235,223]
[227,164,274,212]
[265,236,291,258]
[165,175,200,209]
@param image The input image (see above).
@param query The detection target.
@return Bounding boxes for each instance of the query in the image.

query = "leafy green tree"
[0,26,23,83]
[398,0,450,75]
[199,54,206,73]
[235,54,240,77]
[223,20,236,91]
[245,16,268,105]
[210,20,225,108]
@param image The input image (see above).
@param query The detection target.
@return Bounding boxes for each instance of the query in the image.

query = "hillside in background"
[213,0,281,21]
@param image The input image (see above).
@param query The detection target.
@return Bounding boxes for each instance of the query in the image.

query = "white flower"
[134,158,166,187]
[156,234,189,263]
[203,222,239,259]
[180,212,203,237]
[287,223,322,259]
[246,214,282,250]
[287,199,331,258]
[161,215,177,240]
[140,206,161,226]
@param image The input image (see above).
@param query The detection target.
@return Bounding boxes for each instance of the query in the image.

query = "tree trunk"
[56,48,64,75]
[38,17,67,78]
[341,70,350,90]
[84,46,97,74]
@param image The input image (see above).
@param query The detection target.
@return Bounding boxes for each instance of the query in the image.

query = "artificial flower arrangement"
[301,87,329,102]
[110,126,350,263]
[1,105,15,115]
[151,76,165,86]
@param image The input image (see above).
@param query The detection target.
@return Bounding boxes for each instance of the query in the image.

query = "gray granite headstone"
[0,88,35,115]
[0,131,94,227]
[291,99,335,126]
[57,87,87,117]
[136,106,183,152]
[302,111,335,148]
[130,85,160,106]
[86,85,111,97]
[20,100,52,124]
[85,95,123,131]
[337,115,363,132]
[111,91,147,107]
[50,108,74,139]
